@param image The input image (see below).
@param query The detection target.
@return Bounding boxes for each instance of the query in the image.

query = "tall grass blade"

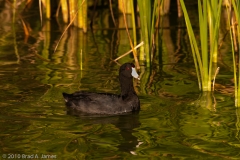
[137,0,151,67]
[231,1,240,107]
[180,0,222,91]
[180,0,203,90]
[198,0,210,91]
[208,0,222,86]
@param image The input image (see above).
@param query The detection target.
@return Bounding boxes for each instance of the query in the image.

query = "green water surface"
[0,1,240,159]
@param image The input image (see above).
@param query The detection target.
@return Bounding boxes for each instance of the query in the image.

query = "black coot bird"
[62,63,140,115]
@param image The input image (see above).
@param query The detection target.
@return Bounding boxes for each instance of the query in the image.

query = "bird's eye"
[126,67,130,70]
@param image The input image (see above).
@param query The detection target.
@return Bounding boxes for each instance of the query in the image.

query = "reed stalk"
[77,0,83,29]
[83,0,88,32]
[180,0,222,91]
[69,0,77,26]
[199,0,209,91]
[118,0,131,14]
[54,1,85,53]
[212,67,220,91]
[60,0,68,23]
[39,0,43,25]
[79,0,87,32]
[208,0,219,63]
[12,0,20,64]
[109,0,117,27]
[130,0,137,47]
[42,0,51,19]
[137,0,151,67]
[136,0,163,67]
[41,20,51,64]
[121,0,140,69]
[114,41,144,61]
[150,0,161,49]
[76,30,86,70]
[180,0,203,90]
[230,0,240,107]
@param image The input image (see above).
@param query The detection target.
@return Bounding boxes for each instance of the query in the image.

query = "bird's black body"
[62,63,140,115]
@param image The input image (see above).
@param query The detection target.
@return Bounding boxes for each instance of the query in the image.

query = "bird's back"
[63,91,139,115]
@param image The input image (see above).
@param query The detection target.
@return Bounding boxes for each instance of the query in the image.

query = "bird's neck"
[120,77,136,97]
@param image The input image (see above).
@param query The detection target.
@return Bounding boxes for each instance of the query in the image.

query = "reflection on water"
[0,1,240,159]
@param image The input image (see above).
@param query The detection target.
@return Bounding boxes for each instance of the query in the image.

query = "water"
[0,1,240,159]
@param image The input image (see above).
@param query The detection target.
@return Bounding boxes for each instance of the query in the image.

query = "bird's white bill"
[131,67,140,80]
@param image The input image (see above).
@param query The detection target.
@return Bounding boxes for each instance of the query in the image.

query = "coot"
[62,63,140,114]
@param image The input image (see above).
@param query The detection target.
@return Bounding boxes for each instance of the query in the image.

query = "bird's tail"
[62,92,71,102]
